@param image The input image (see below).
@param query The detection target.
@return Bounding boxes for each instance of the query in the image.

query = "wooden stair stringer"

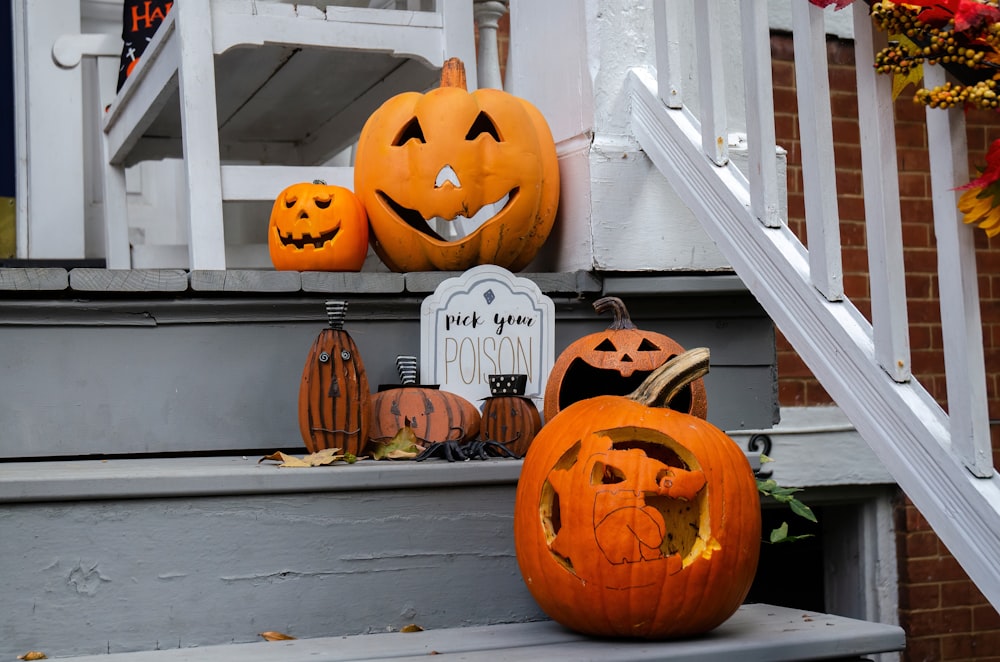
[627,67,1000,610]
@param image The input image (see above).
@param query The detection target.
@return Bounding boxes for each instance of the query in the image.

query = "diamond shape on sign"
[483,289,495,304]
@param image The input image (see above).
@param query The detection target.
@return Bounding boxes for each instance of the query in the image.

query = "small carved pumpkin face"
[268,181,369,272]
[544,297,707,423]
[354,58,559,272]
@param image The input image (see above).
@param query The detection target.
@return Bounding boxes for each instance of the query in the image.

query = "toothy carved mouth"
[378,188,517,241]
[277,227,339,249]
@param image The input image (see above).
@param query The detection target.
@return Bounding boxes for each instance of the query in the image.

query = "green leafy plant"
[756,455,818,544]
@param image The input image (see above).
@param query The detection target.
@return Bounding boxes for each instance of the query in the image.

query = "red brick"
[901,583,942,610]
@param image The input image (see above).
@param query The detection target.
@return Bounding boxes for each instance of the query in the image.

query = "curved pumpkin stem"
[628,347,710,410]
[440,57,468,90]
[593,296,637,331]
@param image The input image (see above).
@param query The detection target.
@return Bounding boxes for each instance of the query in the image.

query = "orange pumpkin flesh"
[354,58,559,272]
[543,296,707,423]
[515,349,760,639]
[268,181,369,272]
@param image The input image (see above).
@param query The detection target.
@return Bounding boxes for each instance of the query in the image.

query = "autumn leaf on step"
[17,653,48,661]
[258,451,311,467]
[259,631,296,641]
[370,418,423,460]
[400,624,425,633]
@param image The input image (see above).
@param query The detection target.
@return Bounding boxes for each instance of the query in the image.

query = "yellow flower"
[958,182,1000,237]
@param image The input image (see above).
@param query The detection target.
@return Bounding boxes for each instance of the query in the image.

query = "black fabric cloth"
[117,1,173,91]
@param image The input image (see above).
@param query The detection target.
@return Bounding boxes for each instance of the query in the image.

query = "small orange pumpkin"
[543,296,707,423]
[298,301,372,455]
[268,180,369,272]
[514,349,760,639]
[354,58,559,272]
[368,357,481,446]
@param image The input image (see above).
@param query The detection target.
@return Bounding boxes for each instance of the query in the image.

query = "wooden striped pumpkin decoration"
[369,356,481,445]
[298,301,372,455]
[481,374,541,458]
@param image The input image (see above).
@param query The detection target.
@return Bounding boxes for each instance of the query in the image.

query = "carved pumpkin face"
[515,351,760,639]
[544,297,707,423]
[268,181,369,272]
[354,58,559,272]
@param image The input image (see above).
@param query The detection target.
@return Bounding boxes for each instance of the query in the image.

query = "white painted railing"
[631,0,1000,608]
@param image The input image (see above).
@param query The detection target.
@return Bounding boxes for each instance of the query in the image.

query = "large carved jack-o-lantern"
[515,349,760,639]
[268,180,369,272]
[543,296,707,423]
[354,58,559,272]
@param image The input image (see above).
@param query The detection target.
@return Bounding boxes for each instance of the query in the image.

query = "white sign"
[420,265,555,408]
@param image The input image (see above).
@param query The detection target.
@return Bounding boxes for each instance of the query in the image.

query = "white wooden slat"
[923,64,994,478]
[103,14,180,165]
[441,0,479,91]
[174,2,227,271]
[852,8,911,382]
[653,0,683,109]
[791,0,844,301]
[628,66,1000,612]
[739,0,781,228]
[51,33,121,68]
[693,0,728,166]
[220,165,354,201]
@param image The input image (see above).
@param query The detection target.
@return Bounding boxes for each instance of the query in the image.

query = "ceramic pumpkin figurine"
[480,374,541,458]
[514,348,760,639]
[543,296,707,423]
[298,301,372,455]
[354,57,559,272]
[268,180,369,271]
[368,356,482,446]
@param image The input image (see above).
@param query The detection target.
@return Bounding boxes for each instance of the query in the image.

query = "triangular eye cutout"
[594,339,617,352]
[637,338,661,351]
[394,117,425,146]
[465,112,501,141]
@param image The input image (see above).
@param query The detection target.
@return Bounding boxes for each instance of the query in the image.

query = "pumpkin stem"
[440,57,468,90]
[325,300,347,330]
[593,296,637,331]
[628,347,710,410]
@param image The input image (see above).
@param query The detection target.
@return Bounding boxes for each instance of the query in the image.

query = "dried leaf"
[400,623,424,633]
[370,421,423,460]
[302,447,345,466]
[18,653,48,661]
[258,631,296,641]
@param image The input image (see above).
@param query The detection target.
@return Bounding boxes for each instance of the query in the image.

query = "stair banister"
[633,0,1000,609]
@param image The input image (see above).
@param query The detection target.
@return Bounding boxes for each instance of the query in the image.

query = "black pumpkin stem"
[593,296,638,331]
[326,300,348,330]
[628,347,710,410]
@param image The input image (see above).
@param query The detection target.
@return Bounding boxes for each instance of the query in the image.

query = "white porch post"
[14,0,87,260]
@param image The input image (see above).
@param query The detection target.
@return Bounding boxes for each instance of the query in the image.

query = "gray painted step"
[52,605,905,661]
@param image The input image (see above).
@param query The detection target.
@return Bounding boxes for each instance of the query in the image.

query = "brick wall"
[771,32,1000,662]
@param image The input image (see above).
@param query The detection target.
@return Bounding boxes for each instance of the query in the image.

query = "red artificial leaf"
[953,0,1000,32]
[957,138,1000,190]
[807,0,853,9]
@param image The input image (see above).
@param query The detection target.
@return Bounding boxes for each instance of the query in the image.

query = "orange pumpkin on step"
[268,180,369,272]
[515,348,760,639]
[354,58,559,272]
